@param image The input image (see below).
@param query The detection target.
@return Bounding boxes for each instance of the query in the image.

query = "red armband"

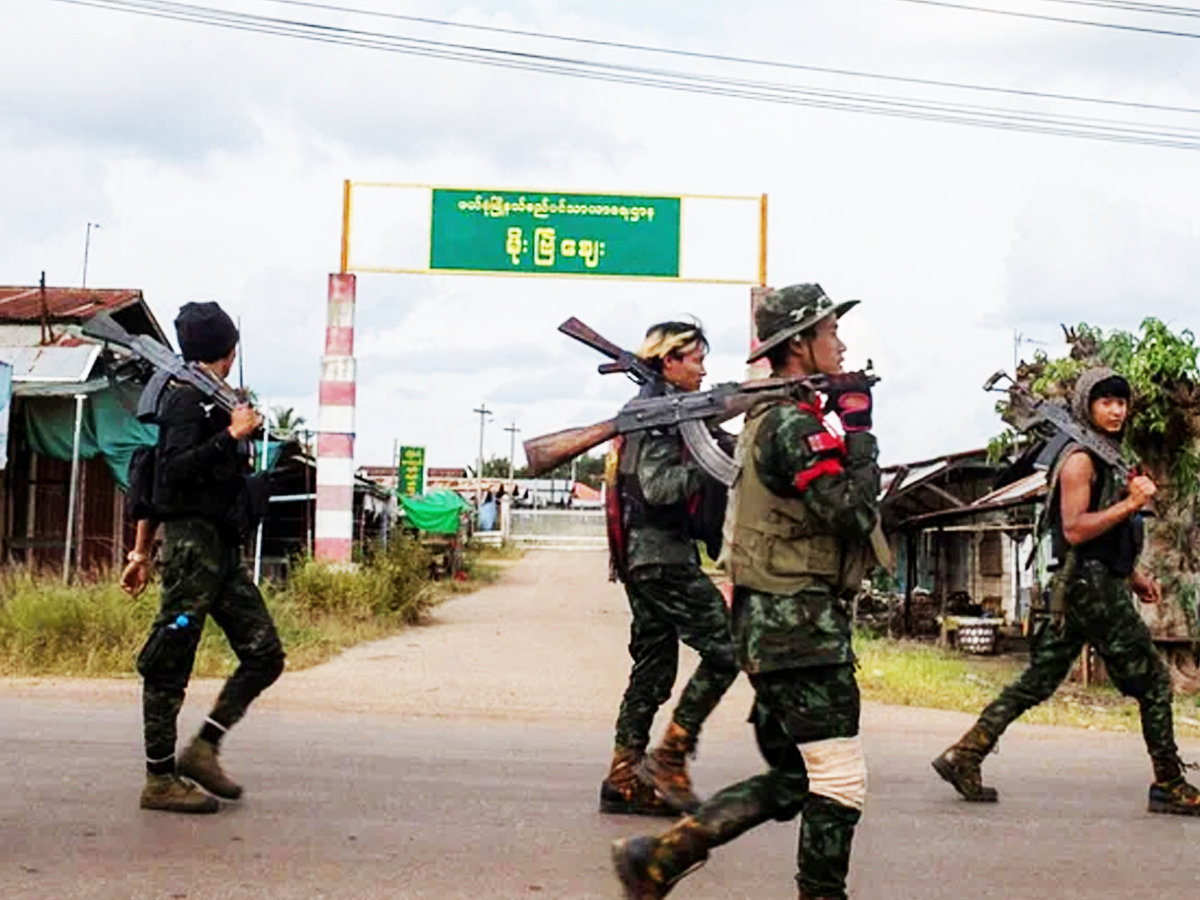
[794,457,844,493]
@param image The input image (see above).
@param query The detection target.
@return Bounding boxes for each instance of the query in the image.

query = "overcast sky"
[4,0,1199,471]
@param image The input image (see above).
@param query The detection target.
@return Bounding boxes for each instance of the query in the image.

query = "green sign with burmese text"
[398,446,425,497]
[429,189,681,278]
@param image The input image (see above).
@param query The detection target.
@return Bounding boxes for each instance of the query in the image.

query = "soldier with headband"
[600,321,740,818]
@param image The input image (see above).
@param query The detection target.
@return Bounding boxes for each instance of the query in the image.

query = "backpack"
[126,444,164,522]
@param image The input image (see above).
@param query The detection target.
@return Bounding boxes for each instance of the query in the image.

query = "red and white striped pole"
[315,272,356,562]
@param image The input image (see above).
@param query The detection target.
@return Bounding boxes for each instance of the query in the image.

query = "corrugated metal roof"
[0,344,101,383]
[889,461,949,494]
[0,286,144,322]
[971,470,1047,507]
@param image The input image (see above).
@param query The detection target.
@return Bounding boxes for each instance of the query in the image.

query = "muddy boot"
[140,773,220,814]
[1148,756,1200,816]
[601,746,675,817]
[612,816,709,900]
[178,736,243,801]
[931,723,998,803]
[641,721,701,814]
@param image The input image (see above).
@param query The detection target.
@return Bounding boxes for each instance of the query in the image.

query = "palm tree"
[270,406,307,437]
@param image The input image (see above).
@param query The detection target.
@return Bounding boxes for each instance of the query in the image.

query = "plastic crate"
[957,621,998,655]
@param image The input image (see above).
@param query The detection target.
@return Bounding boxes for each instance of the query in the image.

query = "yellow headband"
[637,329,701,361]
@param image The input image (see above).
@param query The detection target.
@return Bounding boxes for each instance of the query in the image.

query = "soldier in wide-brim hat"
[747,283,859,365]
[614,283,882,900]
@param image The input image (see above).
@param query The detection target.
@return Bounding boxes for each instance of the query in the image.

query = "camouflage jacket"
[622,425,704,577]
[733,397,880,672]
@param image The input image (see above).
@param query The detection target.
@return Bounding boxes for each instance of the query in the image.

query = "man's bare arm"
[1060,451,1155,546]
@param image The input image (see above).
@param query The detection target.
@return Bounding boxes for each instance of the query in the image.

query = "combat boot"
[178,736,243,800]
[1148,756,1200,816]
[139,773,220,814]
[641,721,701,814]
[601,746,675,817]
[612,816,710,900]
[931,723,998,802]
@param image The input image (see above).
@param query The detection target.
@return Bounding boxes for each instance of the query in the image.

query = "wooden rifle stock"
[523,418,619,476]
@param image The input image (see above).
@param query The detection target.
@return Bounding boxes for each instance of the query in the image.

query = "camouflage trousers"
[614,565,738,751]
[139,518,286,762]
[687,664,863,900]
[976,558,1177,769]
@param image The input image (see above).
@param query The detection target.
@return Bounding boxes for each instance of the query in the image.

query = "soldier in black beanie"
[131,300,286,814]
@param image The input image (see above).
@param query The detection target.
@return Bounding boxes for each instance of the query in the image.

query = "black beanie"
[175,301,239,363]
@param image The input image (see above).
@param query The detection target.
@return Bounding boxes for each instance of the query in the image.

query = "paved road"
[4,550,1200,899]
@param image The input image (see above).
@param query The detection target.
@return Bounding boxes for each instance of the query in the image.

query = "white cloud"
[4,0,1200,475]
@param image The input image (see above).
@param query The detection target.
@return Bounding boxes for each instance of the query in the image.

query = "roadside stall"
[399,489,470,579]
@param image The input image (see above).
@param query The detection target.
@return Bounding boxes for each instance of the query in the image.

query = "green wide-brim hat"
[747,283,859,364]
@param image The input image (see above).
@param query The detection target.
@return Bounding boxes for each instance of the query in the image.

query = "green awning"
[400,489,469,535]
[23,382,157,489]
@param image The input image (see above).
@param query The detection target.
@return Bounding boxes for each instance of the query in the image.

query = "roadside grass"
[0,538,511,678]
[856,632,1200,739]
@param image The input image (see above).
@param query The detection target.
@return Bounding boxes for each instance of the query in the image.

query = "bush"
[0,536,441,677]
[284,536,436,624]
[0,573,155,675]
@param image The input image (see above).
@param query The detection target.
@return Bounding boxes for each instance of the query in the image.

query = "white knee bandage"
[798,736,867,811]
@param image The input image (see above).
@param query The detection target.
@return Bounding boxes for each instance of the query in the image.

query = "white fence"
[473,505,607,550]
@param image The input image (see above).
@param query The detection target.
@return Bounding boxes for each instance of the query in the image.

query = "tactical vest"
[1045,445,1142,578]
[723,400,867,595]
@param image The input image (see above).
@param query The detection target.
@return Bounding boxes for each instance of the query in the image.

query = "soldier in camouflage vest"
[613,284,881,900]
[933,367,1200,816]
[600,321,740,818]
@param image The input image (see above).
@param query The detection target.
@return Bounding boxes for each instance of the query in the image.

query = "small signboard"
[398,446,426,496]
[428,467,468,479]
[430,189,682,278]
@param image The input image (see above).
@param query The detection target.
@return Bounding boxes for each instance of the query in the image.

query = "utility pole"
[504,422,520,488]
[82,222,100,287]
[473,404,492,506]
[1013,329,1047,373]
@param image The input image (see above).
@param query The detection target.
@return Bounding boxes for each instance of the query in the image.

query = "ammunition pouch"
[233,472,272,543]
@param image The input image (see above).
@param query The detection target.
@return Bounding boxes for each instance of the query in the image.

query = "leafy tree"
[481,455,516,478]
[999,318,1200,687]
[512,451,607,489]
[270,406,307,437]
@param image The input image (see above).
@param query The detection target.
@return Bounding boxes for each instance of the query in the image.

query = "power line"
[894,0,1200,38]
[1038,0,1200,17]
[39,0,1200,150]
[207,0,1200,116]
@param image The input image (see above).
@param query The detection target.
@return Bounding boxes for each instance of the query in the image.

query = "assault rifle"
[983,370,1132,480]
[526,317,878,484]
[82,312,250,422]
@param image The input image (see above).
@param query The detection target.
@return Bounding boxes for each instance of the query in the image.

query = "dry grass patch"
[856,632,1200,738]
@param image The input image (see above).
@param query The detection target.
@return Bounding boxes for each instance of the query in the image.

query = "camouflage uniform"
[971,558,1174,761]
[933,366,1200,814]
[140,380,285,789]
[704,396,877,900]
[613,284,879,900]
[614,425,738,753]
[602,411,739,817]
[140,517,286,766]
